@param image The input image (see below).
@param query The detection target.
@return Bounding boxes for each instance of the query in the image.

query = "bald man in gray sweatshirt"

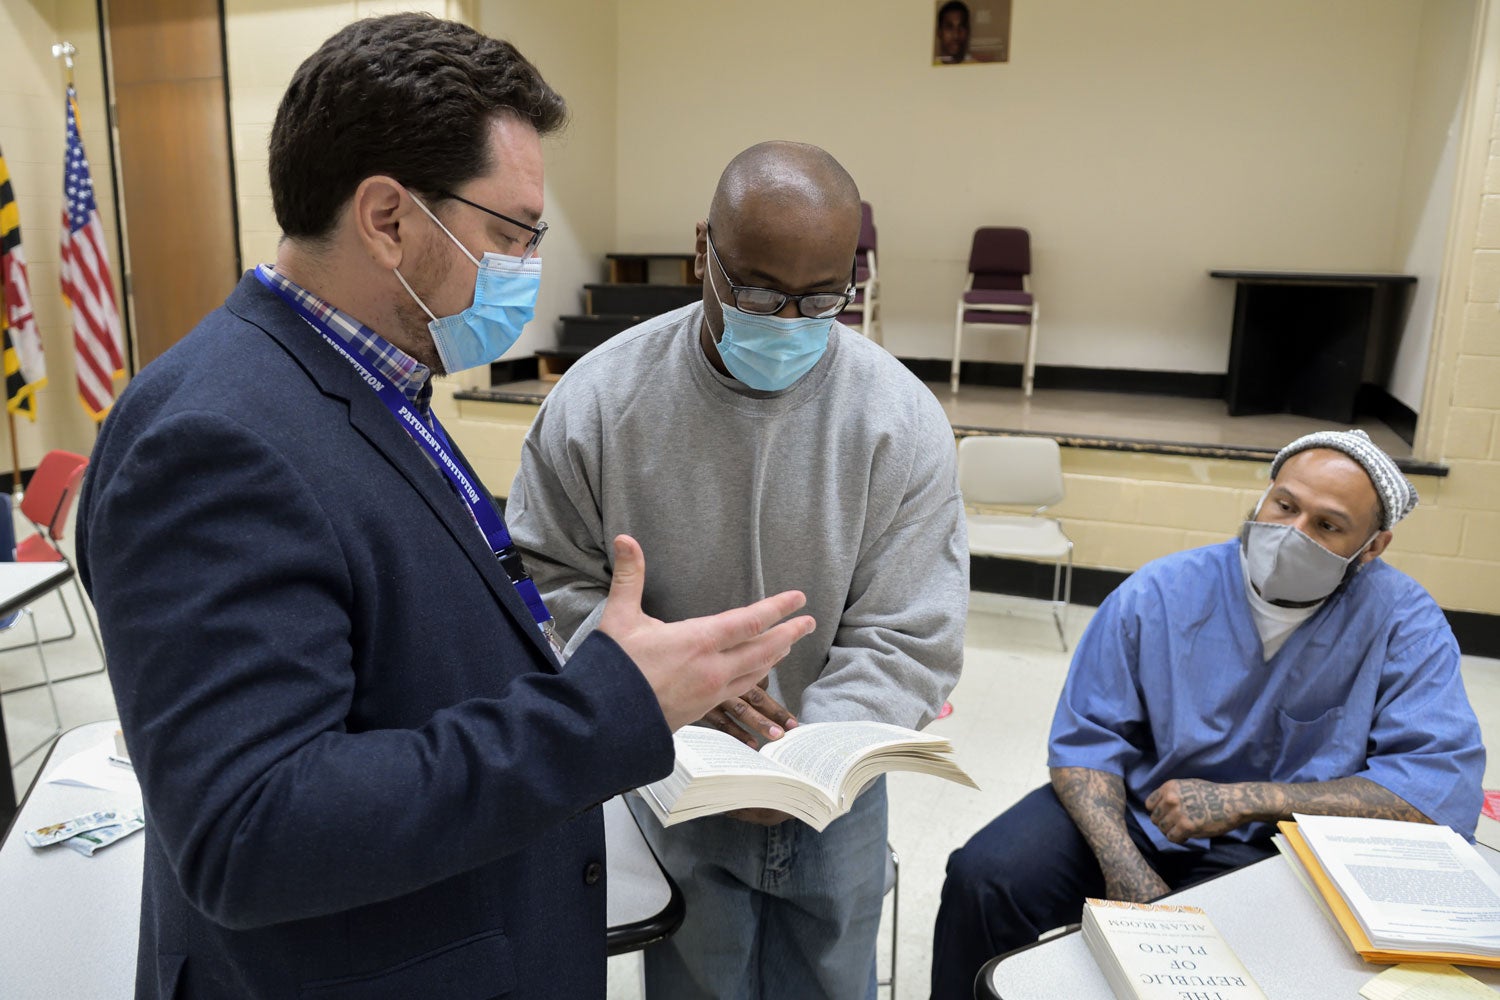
[507,141,968,1000]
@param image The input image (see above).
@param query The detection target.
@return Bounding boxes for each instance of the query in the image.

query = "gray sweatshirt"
[507,303,968,729]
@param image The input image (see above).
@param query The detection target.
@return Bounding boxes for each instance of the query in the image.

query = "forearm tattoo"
[1051,767,1164,898]
[1270,776,1431,824]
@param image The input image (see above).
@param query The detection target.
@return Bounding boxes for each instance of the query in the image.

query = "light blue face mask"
[707,239,833,392]
[394,194,541,375]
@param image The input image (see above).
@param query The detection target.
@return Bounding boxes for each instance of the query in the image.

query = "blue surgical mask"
[707,241,832,392]
[394,194,541,374]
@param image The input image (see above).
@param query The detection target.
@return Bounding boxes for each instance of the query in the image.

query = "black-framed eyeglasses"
[706,228,855,319]
[437,190,548,261]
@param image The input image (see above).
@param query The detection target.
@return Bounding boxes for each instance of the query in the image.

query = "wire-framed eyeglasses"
[437,190,548,261]
[707,228,854,319]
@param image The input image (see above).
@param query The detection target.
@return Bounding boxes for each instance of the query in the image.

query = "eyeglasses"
[707,229,854,319]
[437,190,548,261]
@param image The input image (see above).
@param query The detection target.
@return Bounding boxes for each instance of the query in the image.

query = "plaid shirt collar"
[258,264,433,410]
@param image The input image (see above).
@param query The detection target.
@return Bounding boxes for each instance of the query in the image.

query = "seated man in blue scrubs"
[929,429,1485,1000]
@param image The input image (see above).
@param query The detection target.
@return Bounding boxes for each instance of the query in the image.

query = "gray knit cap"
[1269,429,1417,530]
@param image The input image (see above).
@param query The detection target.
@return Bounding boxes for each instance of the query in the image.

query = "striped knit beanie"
[1269,429,1417,530]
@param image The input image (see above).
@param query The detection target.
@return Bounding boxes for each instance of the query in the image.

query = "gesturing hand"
[597,535,816,733]
[1145,779,1250,843]
[702,679,798,748]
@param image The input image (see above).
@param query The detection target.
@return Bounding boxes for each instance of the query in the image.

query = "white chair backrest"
[958,435,1064,509]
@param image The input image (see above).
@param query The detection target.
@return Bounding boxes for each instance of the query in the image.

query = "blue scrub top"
[1048,540,1485,851]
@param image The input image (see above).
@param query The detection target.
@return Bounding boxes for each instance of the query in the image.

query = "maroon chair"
[837,201,881,343]
[950,227,1038,395]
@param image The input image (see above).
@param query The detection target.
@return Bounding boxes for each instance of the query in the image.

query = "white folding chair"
[958,435,1073,650]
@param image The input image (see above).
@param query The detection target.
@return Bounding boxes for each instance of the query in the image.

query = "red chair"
[0,451,105,683]
[0,492,62,762]
[838,201,881,343]
[950,228,1039,396]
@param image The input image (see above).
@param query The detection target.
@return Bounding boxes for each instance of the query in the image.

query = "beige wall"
[224,0,473,274]
[1390,0,1476,411]
[615,0,1430,374]
[476,0,618,383]
[1393,0,1500,615]
[224,0,613,395]
[0,0,127,469]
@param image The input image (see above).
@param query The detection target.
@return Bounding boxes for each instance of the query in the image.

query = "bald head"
[692,141,864,381]
[709,141,861,237]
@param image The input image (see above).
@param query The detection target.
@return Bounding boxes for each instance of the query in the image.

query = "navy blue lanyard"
[254,267,555,635]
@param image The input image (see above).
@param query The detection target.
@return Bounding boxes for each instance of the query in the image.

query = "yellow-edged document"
[637,721,976,832]
[1080,899,1268,1000]
[1278,814,1500,967]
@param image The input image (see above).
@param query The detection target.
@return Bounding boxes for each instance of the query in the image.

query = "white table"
[0,721,680,997]
[0,561,78,826]
[981,849,1500,998]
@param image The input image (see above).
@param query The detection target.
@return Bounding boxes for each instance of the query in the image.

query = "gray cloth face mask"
[1240,520,1374,604]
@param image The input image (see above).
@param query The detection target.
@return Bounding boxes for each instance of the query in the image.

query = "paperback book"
[1081,898,1268,1000]
[637,720,975,832]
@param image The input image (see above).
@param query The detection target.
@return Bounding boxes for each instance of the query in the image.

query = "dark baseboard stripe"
[0,470,31,497]
[1447,609,1500,661]
[972,554,1500,659]
[900,359,1227,398]
[970,554,1128,609]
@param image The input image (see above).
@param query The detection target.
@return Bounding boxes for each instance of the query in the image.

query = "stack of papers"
[1278,814,1500,966]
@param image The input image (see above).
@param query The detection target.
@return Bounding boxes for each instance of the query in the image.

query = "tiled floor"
[6,584,1494,1000]
[486,379,1412,459]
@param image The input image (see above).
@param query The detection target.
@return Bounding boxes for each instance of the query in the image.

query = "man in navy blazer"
[77,15,814,999]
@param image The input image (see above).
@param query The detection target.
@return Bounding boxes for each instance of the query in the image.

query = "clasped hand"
[1145,778,1250,843]
[703,679,798,827]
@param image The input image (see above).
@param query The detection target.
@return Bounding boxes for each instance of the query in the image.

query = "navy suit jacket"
[77,273,674,999]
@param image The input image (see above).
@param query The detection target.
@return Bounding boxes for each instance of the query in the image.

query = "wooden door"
[106,0,238,369]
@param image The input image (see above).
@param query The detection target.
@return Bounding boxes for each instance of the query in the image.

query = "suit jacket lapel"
[226,274,561,671]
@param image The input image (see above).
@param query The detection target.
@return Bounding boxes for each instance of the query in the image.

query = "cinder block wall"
[437,388,1485,614]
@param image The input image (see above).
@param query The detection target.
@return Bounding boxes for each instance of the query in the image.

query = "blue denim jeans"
[929,785,1277,1000]
[627,777,888,1000]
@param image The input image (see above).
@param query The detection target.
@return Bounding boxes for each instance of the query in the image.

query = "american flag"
[60,85,123,422]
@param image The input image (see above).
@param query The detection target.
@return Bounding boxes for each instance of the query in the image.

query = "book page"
[1294,814,1500,956]
[760,721,937,796]
[673,726,799,780]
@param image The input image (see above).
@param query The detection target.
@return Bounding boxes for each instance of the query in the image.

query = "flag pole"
[51,41,76,89]
[0,235,12,503]
[5,411,19,504]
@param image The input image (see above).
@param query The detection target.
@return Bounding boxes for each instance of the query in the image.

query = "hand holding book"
[638,720,976,832]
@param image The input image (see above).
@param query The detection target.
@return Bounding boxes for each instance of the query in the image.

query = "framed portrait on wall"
[933,0,1011,65]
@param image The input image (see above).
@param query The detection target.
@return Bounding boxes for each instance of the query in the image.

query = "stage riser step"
[586,284,699,316]
[559,315,648,349]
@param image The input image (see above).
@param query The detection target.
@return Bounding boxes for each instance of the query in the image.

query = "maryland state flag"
[0,146,47,420]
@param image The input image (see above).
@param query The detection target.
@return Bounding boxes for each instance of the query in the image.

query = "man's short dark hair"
[269,13,567,241]
[938,1,970,27]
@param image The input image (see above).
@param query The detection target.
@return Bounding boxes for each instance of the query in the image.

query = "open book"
[1277,814,1500,966]
[637,721,976,832]
[1081,899,1267,1000]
